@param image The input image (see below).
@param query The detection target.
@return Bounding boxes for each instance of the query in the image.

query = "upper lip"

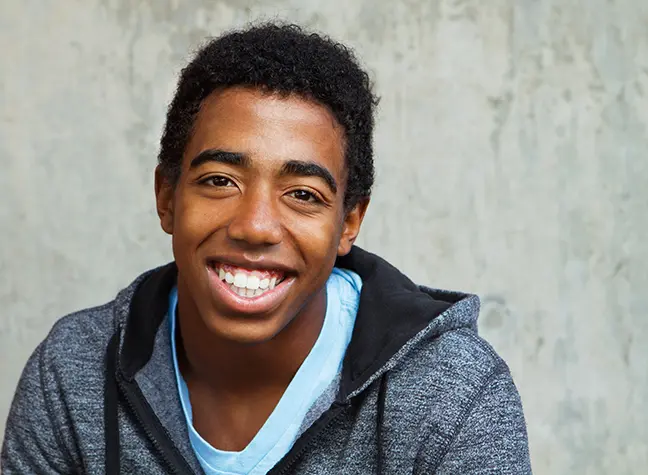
[205,255,296,274]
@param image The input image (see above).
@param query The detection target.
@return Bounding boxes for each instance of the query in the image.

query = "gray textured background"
[1,0,646,473]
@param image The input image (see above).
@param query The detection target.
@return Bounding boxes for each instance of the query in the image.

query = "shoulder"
[414,331,530,472]
[387,326,515,433]
[429,327,507,382]
[396,324,509,388]
[23,301,118,400]
[42,301,116,363]
[3,302,119,470]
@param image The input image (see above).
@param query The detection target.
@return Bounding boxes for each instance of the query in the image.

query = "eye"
[289,189,321,203]
[201,175,236,187]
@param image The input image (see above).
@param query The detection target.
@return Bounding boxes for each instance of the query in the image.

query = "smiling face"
[155,87,368,344]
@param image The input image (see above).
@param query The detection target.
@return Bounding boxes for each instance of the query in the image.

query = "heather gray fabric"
[2,264,531,474]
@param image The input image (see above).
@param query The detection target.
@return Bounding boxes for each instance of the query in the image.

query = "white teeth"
[233,273,247,288]
[246,275,260,290]
[216,265,282,298]
[228,284,265,298]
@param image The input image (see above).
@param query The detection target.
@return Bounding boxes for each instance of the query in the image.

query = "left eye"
[290,190,319,203]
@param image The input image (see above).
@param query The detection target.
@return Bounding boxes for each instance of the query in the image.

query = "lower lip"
[206,266,296,315]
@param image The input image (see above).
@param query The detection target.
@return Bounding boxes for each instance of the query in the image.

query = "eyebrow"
[279,160,337,194]
[189,149,250,169]
[189,149,338,194]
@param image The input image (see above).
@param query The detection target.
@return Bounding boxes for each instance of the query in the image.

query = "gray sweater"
[2,247,531,474]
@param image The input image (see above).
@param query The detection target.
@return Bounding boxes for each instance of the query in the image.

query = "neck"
[175,283,327,396]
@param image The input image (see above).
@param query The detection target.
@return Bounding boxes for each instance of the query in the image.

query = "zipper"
[269,402,348,475]
[117,374,198,474]
[116,376,348,475]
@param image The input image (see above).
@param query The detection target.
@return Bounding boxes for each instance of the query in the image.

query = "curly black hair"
[158,23,378,209]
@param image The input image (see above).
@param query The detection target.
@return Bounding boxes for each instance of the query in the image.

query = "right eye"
[200,176,236,187]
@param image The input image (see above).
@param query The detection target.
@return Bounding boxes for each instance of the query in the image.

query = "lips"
[209,262,286,298]
[205,260,295,315]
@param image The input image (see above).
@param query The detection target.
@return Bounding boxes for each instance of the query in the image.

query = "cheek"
[172,191,228,251]
[288,213,344,264]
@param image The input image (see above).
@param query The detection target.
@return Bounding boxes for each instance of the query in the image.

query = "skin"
[155,87,369,451]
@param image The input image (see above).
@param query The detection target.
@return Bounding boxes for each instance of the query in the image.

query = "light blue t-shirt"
[169,267,362,475]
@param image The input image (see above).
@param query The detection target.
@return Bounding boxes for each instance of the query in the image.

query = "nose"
[227,187,283,247]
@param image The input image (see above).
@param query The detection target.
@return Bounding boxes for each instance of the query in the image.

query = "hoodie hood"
[114,246,480,398]
[335,247,479,398]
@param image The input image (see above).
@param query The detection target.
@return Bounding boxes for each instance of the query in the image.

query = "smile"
[205,260,295,315]
[209,262,287,298]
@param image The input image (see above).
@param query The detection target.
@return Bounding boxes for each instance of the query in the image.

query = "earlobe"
[337,198,370,256]
[154,166,175,235]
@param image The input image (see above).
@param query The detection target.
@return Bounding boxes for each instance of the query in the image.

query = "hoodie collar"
[335,247,473,397]
[117,246,479,397]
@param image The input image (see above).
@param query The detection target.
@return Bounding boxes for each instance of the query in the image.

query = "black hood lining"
[334,248,452,397]
[120,263,177,380]
[119,247,453,393]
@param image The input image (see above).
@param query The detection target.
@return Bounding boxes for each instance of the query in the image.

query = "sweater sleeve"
[430,368,532,474]
[1,341,77,474]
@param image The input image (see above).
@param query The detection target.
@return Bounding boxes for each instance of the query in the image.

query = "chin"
[201,312,289,345]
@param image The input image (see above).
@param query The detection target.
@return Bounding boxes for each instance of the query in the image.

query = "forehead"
[184,87,346,176]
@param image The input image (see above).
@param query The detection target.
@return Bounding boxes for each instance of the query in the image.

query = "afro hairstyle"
[158,22,378,208]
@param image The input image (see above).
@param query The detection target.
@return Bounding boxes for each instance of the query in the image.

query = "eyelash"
[288,189,322,204]
[199,175,324,205]
[200,175,236,187]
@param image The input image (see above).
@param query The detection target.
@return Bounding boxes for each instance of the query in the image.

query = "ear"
[337,198,370,256]
[155,166,175,235]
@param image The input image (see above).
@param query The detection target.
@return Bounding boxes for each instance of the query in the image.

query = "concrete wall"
[1,0,646,472]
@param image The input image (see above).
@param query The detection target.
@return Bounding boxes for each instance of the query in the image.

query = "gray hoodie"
[2,247,531,474]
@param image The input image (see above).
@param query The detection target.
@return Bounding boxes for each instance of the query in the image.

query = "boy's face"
[155,87,367,344]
